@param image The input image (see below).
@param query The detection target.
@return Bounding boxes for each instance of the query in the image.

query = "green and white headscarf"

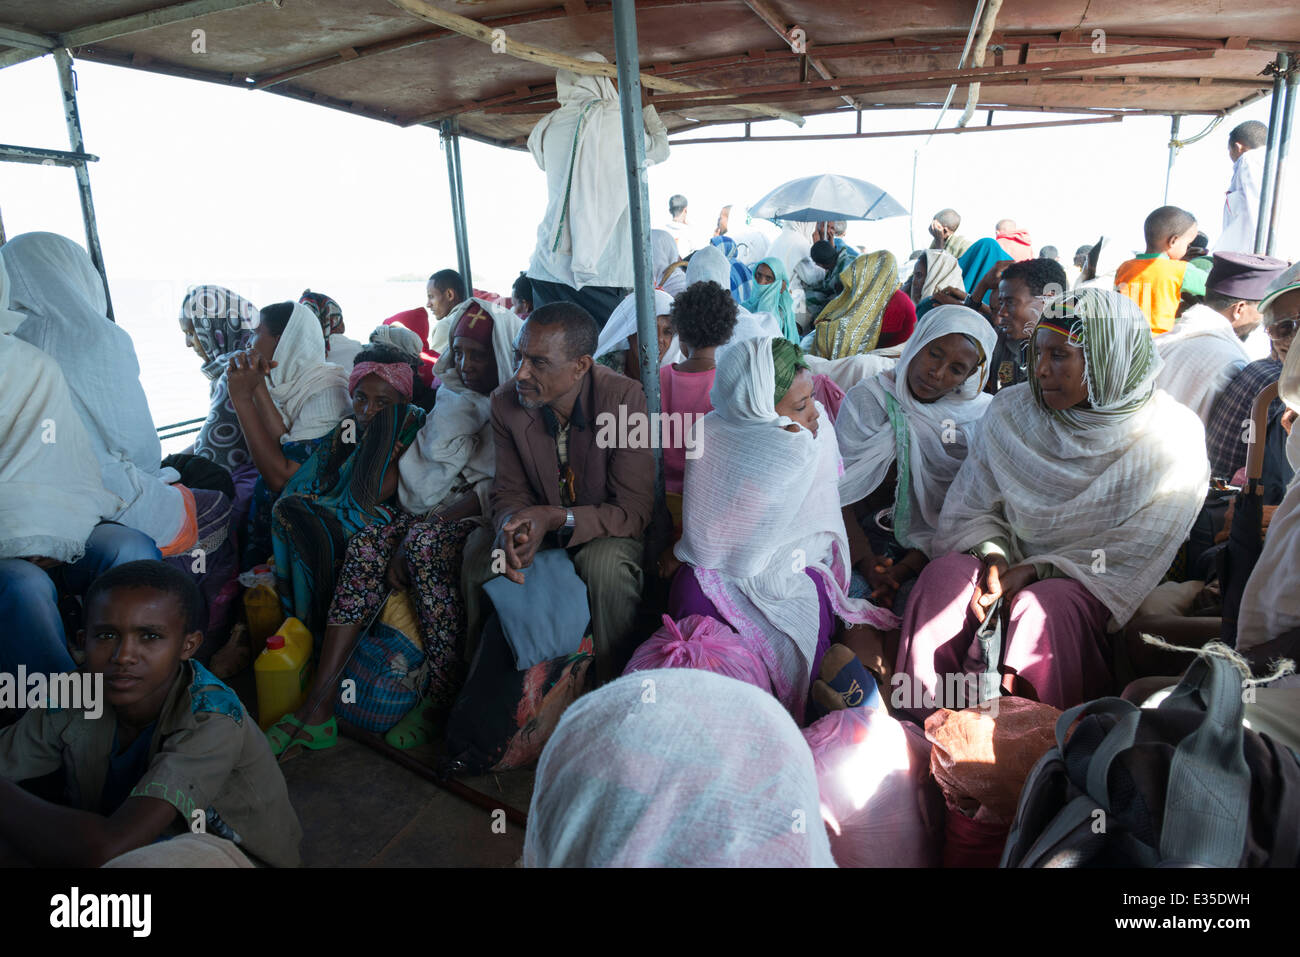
[1029,287,1162,430]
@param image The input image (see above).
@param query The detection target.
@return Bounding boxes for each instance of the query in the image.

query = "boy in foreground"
[0,560,301,867]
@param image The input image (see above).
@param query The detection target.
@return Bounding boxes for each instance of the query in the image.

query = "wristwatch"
[563,509,575,529]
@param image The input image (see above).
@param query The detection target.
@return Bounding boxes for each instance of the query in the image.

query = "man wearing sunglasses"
[1205,262,1300,502]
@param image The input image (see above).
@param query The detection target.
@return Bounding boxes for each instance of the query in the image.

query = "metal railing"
[156,417,204,442]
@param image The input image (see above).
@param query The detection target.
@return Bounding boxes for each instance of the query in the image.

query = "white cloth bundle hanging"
[920,249,966,300]
[0,315,119,563]
[1155,304,1251,425]
[1237,341,1300,651]
[3,232,188,548]
[836,306,996,556]
[674,337,898,715]
[267,301,352,443]
[398,299,524,518]
[523,668,836,867]
[527,54,670,290]
[933,291,1209,626]
[592,288,680,365]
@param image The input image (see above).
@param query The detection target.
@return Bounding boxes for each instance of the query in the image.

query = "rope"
[1139,633,1296,686]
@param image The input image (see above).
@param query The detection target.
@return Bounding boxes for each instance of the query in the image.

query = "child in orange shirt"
[1114,206,1199,334]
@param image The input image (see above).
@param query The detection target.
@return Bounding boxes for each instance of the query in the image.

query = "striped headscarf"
[1029,287,1162,430]
[771,337,808,405]
[811,250,898,359]
[299,289,344,337]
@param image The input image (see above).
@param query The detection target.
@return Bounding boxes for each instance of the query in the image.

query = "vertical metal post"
[1254,52,1287,254]
[54,48,113,320]
[612,0,663,503]
[1266,61,1298,257]
[440,119,473,294]
[1163,114,1181,206]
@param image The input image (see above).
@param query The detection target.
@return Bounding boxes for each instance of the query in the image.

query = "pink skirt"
[895,552,1113,719]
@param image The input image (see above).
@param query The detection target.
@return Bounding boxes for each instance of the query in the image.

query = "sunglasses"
[1266,315,1300,339]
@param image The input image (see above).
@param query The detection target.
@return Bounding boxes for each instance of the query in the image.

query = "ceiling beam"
[62,0,274,48]
[739,0,861,110]
[670,113,1125,145]
[0,23,56,51]
[385,0,805,125]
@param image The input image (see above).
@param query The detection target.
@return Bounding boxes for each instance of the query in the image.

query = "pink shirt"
[659,364,716,494]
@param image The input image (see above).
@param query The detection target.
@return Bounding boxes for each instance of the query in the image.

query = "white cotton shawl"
[524,669,836,868]
[593,288,680,364]
[674,337,898,715]
[836,306,997,556]
[921,249,966,300]
[803,345,905,393]
[767,223,814,278]
[528,53,670,290]
[0,256,24,334]
[3,232,187,547]
[1237,341,1300,650]
[681,243,787,359]
[1155,304,1250,426]
[398,299,523,518]
[0,318,119,562]
[267,301,351,443]
[932,293,1209,625]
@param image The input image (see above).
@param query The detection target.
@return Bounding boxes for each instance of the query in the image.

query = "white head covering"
[398,298,523,517]
[767,223,813,278]
[920,249,966,300]
[721,201,771,266]
[267,301,352,442]
[674,337,898,714]
[685,244,730,289]
[593,288,679,364]
[836,305,996,556]
[523,669,836,867]
[651,228,686,296]
[554,50,617,106]
[3,232,187,547]
[368,322,424,361]
[0,267,118,562]
[933,291,1209,625]
[1237,341,1300,651]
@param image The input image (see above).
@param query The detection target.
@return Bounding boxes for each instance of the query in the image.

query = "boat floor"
[228,671,535,868]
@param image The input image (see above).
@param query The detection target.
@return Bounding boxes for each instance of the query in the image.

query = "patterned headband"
[349,361,413,400]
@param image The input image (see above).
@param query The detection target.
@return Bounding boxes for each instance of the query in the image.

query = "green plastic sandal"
[383,704,437,750]
[266,713,338,756]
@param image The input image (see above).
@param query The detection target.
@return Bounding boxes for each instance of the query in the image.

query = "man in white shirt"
[1214,120,1269,254]
[661,194,698,258]
[526,53,670,328]
[1157,251,1289,424]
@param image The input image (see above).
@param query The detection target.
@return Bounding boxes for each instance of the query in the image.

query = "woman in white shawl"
[896,289,1209,716]
[686,244,784,358]
[911,249,966,313]
[837,306,996,612]
[0,259,160,678]
[593,288,680,376]
[269,298,524,755]
[651,228,688,297]
[669,337,899,721]
[227,300,351,567]
[524,669,836,867]
[3,232,195,554]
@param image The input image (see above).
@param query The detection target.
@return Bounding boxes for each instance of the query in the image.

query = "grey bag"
[1001,653,1300,868]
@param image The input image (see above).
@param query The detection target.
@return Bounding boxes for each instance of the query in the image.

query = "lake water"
[110,274,514,454]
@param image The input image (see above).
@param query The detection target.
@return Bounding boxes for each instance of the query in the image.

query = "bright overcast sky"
[0,52,1290,295]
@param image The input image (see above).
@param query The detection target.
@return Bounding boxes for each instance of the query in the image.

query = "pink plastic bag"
[802,707,944,867]
[623,614,770,693]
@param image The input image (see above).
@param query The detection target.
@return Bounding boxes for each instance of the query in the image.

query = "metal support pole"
[1163,114,1181,206]
[1266,61,1298,257]
[53,48,113,320]
[612,0,664,502]
[1254,52,1287,253]
[440,119,473,294]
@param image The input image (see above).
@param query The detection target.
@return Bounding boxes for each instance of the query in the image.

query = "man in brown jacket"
[477,301,653,682]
